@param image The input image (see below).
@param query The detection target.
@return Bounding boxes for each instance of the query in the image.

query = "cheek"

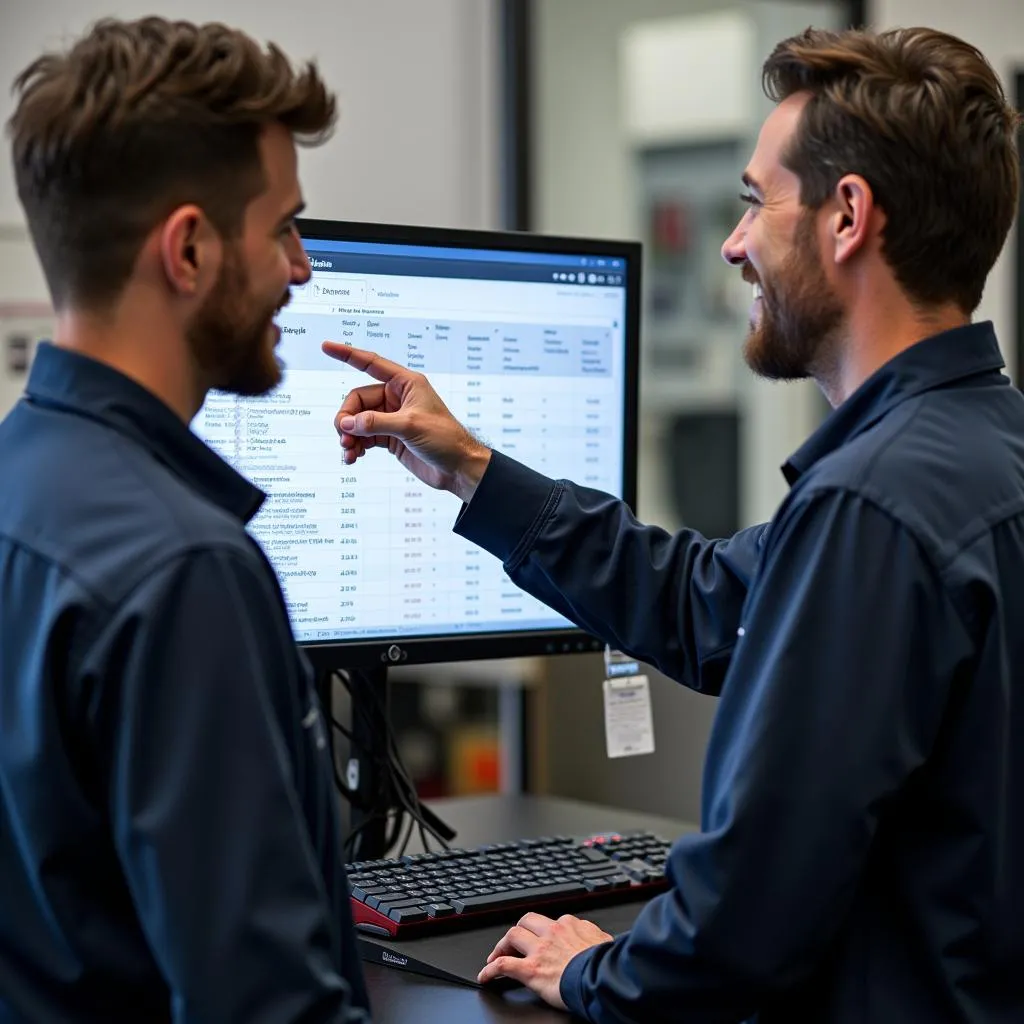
[278,245,299,288]
[742,222,766,273]
[253,247,291,298]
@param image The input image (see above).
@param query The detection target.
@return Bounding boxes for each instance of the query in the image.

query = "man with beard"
[0,17,370,1024]
[322,25,1023,1024]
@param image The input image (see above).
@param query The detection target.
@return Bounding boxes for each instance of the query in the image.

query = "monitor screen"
[192,219,640,668]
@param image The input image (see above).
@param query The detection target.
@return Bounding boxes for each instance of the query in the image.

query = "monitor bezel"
[287,218,641,672]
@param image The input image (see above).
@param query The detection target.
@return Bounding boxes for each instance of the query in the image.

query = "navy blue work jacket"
[456,322,1024,1023]
[0,344,369,1023]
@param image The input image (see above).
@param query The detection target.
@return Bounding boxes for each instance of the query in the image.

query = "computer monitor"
[193,219,640,668]
[191,219,641,855]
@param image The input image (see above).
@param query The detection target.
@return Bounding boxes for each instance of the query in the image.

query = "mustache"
[741,263,760,287]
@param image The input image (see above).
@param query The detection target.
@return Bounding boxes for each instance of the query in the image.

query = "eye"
[738,192,762,208]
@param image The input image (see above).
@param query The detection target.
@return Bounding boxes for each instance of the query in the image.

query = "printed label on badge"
[603,674,655,758]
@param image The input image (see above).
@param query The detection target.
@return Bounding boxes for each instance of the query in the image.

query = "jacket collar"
[25,343,265,522]
[783,321,1007,485]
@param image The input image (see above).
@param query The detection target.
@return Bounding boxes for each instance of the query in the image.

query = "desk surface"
[362,794,696,1024]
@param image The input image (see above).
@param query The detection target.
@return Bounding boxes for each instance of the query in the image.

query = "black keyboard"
[347,830,672,939]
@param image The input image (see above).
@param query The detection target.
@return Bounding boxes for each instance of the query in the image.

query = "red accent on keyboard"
[351,899,400,937]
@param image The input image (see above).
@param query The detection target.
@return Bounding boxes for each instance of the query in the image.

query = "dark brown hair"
[7,17,336,312]
[763,27,1020,314]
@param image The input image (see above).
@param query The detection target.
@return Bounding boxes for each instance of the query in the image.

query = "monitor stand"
[347,665,392,860]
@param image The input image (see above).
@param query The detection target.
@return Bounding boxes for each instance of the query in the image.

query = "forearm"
[456,452,765,690]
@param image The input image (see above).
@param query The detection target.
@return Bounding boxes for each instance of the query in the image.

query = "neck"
[53,291,205,422]
[815,282,969,407]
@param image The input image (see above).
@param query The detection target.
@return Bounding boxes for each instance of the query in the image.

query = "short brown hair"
[763,27,1020,314]
[8,17,336,312]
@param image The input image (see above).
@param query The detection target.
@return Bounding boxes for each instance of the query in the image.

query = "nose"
[292,245,312,286]
[287,228,312,285]
[721,217,747,267]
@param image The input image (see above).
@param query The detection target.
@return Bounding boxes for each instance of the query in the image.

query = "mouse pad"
[357,900,649,986]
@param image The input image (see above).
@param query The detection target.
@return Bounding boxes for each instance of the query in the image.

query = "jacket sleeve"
[560,489,973,1023]
[455,451,767,691]
[95,547,370,1024]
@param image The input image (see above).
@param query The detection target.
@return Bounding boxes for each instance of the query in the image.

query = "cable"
[326,667,456,861]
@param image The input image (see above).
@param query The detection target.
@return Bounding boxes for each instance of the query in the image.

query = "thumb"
[337,409,399,438]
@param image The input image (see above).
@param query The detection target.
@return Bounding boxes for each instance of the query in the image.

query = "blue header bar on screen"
[302,236,626,269]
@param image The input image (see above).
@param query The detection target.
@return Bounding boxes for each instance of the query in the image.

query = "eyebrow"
[278,201,306,228]
[741,172,764,195]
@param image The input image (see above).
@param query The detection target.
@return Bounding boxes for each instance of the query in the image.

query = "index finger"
[321,342,406,383]
[485,923,541,965]
[516,912,557,936]
[477,954,533,987]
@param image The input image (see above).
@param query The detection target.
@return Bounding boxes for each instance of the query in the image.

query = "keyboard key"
[580,865,623,878]
[452,881,587,915]
[426,903,455,917]
[351,885,389,902]
[378,897,426,912]
[620,858,657,881]
[389,907,428,924]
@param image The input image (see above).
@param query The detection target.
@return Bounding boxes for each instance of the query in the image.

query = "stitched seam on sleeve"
[504,480,568,572]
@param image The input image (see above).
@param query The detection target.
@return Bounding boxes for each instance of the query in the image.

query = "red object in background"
[651,199,690,255]
[469,746,499,790]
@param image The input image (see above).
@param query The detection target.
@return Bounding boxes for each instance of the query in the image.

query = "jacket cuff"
[560,944,601,1020]
[453,450,558,564]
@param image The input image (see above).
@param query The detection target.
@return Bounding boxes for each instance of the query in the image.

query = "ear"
[828,174,881,266]
[157,205,223,298]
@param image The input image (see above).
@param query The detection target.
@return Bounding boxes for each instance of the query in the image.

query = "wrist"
[453,443,492,504]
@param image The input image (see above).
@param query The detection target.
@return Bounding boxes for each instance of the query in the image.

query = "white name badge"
[603,674,655,759]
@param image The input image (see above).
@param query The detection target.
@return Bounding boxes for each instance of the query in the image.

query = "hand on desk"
[322,342,492,503]
[477,912,613,1010]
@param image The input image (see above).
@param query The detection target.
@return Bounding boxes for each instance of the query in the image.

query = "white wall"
[534,0,723,245]
[0,0,501,413]
[869,0,1022,379]
[0,0,500,230]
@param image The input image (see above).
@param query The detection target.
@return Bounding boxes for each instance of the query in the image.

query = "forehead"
[746,91,810,190]
[254,122,302,206]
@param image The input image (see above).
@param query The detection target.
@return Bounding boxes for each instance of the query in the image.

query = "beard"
[187,244,287,397]
[742,210,844,382]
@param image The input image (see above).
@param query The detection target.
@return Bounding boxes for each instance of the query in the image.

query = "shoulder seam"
[0,530,260,617]
[0,531,118,614]
[771,484,978,641]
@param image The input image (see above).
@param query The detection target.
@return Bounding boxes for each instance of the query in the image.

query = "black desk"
[362,794,696,1023]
